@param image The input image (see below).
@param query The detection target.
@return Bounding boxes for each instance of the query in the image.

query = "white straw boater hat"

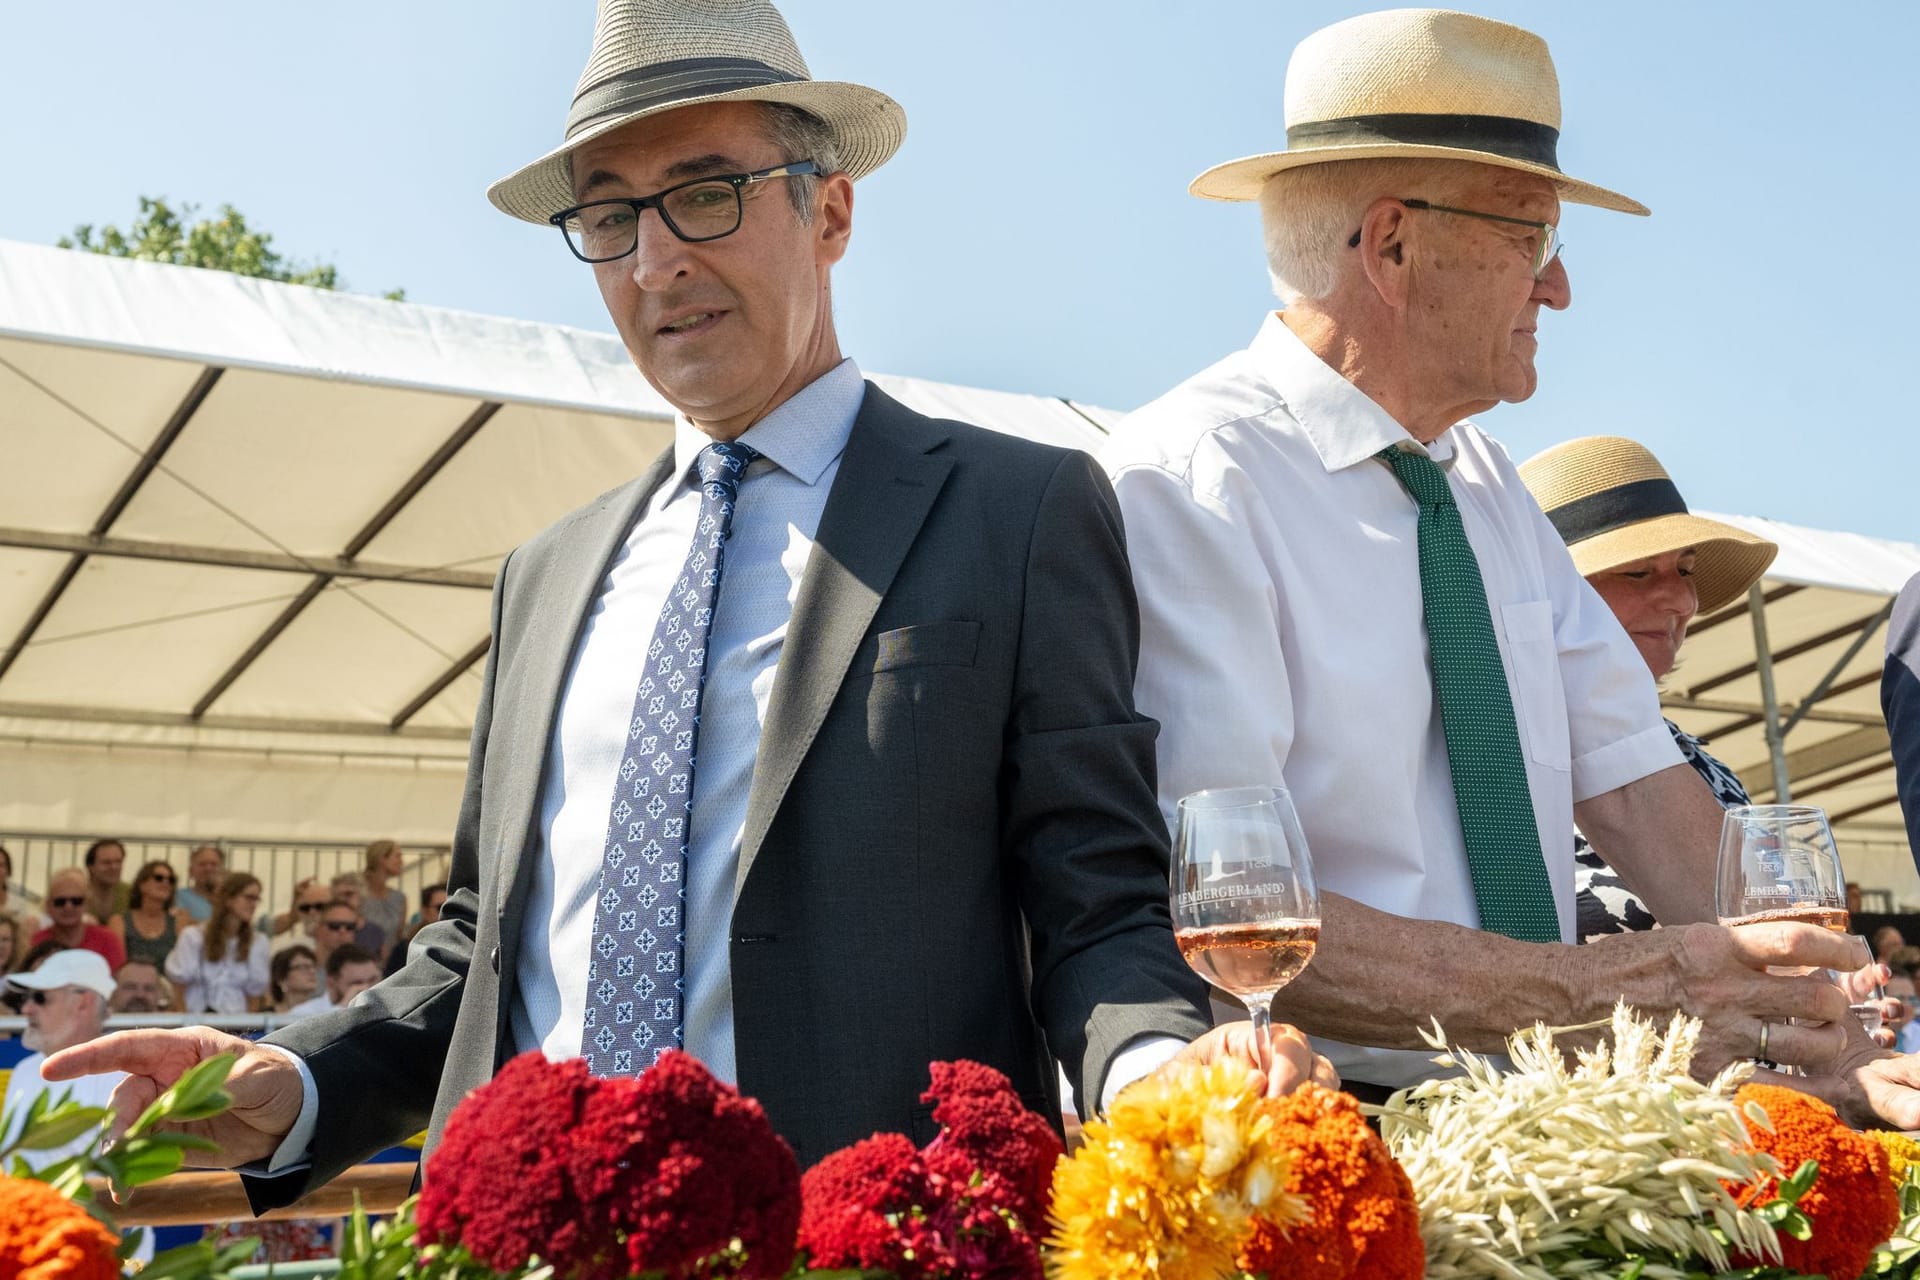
[1190,8,1648,215]
[1519,437,1777,616]
[488,0,906,224]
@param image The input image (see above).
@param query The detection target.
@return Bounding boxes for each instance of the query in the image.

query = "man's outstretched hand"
[42,1027,304,1169]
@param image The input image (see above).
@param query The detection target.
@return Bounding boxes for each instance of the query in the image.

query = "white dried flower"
[1380,1002,1784,1280]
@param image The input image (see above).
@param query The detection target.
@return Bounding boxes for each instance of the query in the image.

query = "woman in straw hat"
[1519,436,1776,941]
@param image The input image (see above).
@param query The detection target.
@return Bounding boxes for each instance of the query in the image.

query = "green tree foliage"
[60,196,404,300]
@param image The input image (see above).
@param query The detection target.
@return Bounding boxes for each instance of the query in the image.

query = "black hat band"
[1287,112,1561,170]
[1545,477,1690,545]
[570,56,805,137]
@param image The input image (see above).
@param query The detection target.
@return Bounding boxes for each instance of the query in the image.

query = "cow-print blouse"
[1573,719,1750,942]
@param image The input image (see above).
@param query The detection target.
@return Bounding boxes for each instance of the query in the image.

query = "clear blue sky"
[3,3,1913,539]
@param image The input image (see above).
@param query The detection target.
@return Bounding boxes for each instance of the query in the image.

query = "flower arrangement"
[796,1059,1061,1278]
[1731,1083,1899,1280]
[1238,1083,1423,1280]
[414,1050,800,1280]
[1046,1057,1307,1280]
[1380,1004,1789,1279]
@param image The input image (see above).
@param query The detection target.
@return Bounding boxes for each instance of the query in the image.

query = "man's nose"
[627,209,693,290]
[1535,253,1571,310]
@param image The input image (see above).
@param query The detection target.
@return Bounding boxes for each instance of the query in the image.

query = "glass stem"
[1245,995,1275,1072]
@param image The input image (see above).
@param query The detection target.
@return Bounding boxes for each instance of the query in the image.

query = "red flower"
[417,1050,799,1280]
[1730,1083,1899,1280]
[416,1052,612,1276]
[922,1059,1064,1227]
[799,1061,1053,1279]
[1239,1084,1424,1280]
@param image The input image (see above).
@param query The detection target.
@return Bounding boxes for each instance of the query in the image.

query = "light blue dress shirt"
[509,358,861,1084]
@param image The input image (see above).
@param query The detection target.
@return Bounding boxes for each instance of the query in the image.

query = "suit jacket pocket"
[874,620,981,672]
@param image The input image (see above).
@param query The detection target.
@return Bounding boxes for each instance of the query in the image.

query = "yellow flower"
[1872,1129,1920,1186]
[1047,1058,1305,1280]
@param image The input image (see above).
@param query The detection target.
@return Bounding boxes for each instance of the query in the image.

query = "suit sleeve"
[241,552,512,1212]
[1884,573,1920,875]
[1003,450,1211,1114]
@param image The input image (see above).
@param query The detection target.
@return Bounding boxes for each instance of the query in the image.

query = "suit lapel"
[735,385,953,893]
[492,447,678,904]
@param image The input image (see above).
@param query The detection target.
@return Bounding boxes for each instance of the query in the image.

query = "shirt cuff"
[1572,721,1685,803]
[1099,1035,1188,1112]
[251,1042,320,1174]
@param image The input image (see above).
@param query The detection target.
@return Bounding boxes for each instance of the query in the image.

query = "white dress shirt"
[1101,312,1680,1088]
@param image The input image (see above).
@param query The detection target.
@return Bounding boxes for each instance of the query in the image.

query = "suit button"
[489,945,501,974]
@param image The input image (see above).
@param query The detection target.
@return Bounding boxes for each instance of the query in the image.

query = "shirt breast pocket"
[1498,600,1571,772]
[872,620,981,672]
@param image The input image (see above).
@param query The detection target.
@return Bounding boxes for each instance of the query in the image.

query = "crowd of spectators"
[1,838,444,1017]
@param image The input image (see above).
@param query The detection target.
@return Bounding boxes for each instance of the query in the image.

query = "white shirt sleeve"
[1099,1035,1188,1110]
[242,934,271,999]
[165,926,203,985]
[1108,457,1297,832]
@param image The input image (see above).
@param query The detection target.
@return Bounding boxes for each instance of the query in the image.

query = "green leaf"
[129,1052,236,1137]
[103,1140,188,1186]
[8,1104,110,1151]
[1779,1157,1820,1203]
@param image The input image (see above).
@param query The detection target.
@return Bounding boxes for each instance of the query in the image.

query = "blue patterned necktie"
[583,439,758,1074]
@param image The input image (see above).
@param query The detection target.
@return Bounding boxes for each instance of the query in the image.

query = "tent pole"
[1749,583,1792,802]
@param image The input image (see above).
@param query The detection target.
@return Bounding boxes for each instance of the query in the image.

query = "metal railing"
[0,829,451,929]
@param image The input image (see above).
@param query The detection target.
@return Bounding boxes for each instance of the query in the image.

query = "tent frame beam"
[0,699,469,741]
[187,401,502,720]
[0,528,494,588]
[390,638,490,731]
[0,366,223,684]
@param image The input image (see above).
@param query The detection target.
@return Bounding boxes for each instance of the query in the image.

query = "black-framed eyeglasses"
[551,160,820,263]
[1347,198,1562,279]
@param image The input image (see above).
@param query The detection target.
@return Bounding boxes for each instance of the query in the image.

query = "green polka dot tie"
[1378,445,1559,943]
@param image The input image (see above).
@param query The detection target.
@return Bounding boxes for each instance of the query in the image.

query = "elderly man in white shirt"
[1104,8,1920,1127]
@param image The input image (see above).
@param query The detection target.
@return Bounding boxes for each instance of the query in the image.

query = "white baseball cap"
[7,949,116,1000]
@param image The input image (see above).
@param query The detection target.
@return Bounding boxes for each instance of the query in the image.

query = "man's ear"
[815,172,854,269]
[1356,197,1412,308]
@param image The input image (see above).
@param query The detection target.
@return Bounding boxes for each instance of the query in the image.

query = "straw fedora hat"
[1518,437,1777,616]
[488,0,906,224]
[1190,8,1646,214]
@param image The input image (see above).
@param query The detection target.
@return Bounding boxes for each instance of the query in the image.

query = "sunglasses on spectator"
[147,873,175,883]
[49,896,85,908]
[25,988,73,1005]
[296,902,328,913]
[322,920,357,931]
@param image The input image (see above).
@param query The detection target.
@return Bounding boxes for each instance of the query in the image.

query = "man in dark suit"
[50,0,1318,1199]
[1885,571,1920,871]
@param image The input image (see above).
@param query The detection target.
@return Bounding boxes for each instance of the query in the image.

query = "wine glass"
[1715,804,1850,1071]
[1171,785,1321,1060]
[1714,805,1850,943]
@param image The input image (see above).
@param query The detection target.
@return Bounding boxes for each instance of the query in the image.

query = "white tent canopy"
[3,240,1916,901]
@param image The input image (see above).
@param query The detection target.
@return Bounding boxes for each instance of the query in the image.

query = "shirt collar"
[670,358,864,487]
[1249,312,1460,473]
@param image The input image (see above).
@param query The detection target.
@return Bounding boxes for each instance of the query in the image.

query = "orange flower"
[0,1176,122,1280]
[1730,1083,1898,1280]
[1240,1084,1425,1280]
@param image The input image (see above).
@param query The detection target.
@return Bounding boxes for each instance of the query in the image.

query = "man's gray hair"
[758,102,841,223]
[1258,158,1487,304]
